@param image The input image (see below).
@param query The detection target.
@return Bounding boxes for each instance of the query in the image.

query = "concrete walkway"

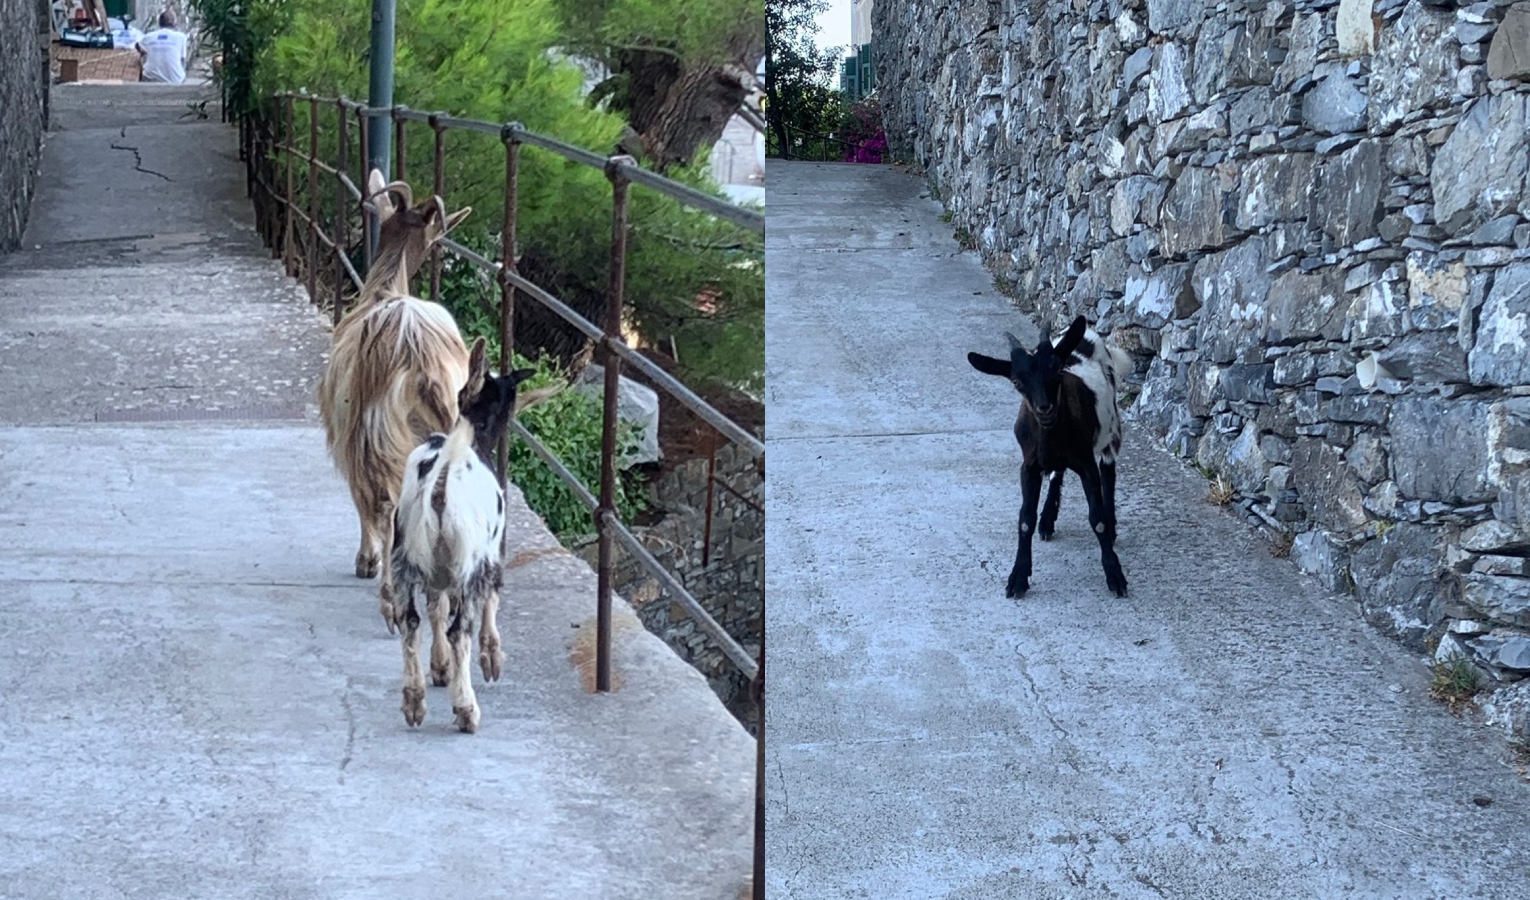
[765,161,1530,898]
[0,84,752,899]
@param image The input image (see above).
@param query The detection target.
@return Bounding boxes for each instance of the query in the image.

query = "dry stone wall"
[877,0,1530,727]
[1,0,48,251]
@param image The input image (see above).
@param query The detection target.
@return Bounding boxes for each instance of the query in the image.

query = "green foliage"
[190,0,286,115]
[553,0,763,67]
[200,0,761,395]
[764,0,844,155]
[504,354,648,540]
[1428,653,1480,711]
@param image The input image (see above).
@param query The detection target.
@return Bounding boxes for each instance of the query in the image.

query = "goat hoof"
[379,600,397,635]
[480,647,503,682]
[1005,573,1030,598]
[355,552,379,579]
[1038,527,1055,542]
[430,660,453,688]
[401,686,426,727]
[1106,568,1129,598]
[453,704,480,734]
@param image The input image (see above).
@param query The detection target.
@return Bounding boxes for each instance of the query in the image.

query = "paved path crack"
[339,677,357,780]
[109,127,173,182]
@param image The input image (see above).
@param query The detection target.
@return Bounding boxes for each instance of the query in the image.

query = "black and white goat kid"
[968,315,1132,599]
[388,337,536,733]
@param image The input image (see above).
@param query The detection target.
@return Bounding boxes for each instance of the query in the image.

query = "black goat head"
[967,316,1088,427]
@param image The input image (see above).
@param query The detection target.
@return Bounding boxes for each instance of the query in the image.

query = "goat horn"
[433,196,449,230]
[363,179,413,208]
[386,180,412,207]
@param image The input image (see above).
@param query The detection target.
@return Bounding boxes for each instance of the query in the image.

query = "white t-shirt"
[138,28,188,84]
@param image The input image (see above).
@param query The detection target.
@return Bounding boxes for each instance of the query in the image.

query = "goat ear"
[968,352,1012,377]
[1005,331,1026,351]
[467,337,489,386]
[443,206,472,235]
[509,367,538,387]
[514,383,563,415]
[1054,315,1088,358]
[457,338,490,410]
[367,169,387,202]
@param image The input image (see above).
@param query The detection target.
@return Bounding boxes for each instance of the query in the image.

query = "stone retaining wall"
[877,0,1530,727]
[1,0,48,251]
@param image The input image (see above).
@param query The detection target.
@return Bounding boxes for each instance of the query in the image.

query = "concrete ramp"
[765,161,1530,899]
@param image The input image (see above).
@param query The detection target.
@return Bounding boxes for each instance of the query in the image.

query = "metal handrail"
[239,92,762,690]
[766,123,862,162]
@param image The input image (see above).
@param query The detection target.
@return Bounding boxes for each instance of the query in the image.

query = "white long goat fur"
[317,170,472,633]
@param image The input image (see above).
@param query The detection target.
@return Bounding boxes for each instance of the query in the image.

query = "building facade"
[840,0,875,100]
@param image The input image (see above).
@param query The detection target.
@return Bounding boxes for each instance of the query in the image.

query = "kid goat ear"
[968,352,1011,377]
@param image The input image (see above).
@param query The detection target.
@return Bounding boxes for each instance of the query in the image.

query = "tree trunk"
[615,25,763,171]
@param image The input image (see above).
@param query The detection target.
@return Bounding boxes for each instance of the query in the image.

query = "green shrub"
[505,355,647,539]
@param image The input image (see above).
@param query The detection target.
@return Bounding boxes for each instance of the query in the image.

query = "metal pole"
[333,100,349,325]
[497,129,521,548]
[753,636,765,900]
[393,108,408,181]
[430,116,446,303]
[358,107,373,272]
[703,428,717,568]
[307,96,319,303]
[366,0,397,257]
[595,160,632,694]
[283,95,295,278]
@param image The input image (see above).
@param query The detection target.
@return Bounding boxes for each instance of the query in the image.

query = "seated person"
[136,11,188,84]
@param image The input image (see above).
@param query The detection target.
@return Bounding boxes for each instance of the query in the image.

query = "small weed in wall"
[939,210,954,223]
[1269,530,1293,559]
[1207,474,1235,505]
[953,228,976,251]
[1428,654,1480,714]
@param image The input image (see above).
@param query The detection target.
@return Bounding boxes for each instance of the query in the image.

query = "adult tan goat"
[319,169,473,640]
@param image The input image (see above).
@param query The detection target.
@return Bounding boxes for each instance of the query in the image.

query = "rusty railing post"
[241,110,253,197]
[358,105,373,272]
[265,104,280,259]
[333,99,350,324]
[307,96,320,303]
[753,636,764,900]
[283,95,296,277]
[496,124,522,524]
[703,428,718,568]
[430,115,446,303]
[393,107,408,181]
[595,158,632,694]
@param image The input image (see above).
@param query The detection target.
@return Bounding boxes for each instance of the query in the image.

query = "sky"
[815,0,852,56]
